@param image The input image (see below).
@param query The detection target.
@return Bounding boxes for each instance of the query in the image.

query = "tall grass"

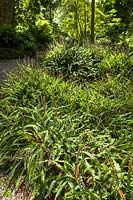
[0,48,133,199]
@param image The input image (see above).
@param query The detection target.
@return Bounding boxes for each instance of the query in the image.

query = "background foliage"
[0,0,133,50]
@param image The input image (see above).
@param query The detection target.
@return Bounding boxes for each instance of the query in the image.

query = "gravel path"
[0,59,18,83]
[0,58,37,83]
[0,173,32,200]
[0,60,17,198]
[0,175,15,200]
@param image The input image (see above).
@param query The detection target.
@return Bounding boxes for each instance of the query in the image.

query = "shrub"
[0,26,35,52]
[42,44,106,82]
[42,44,132,82]
[15,27,36,51]
[0,26,15,48]
[0,66,132,199]
[32,17,53,45]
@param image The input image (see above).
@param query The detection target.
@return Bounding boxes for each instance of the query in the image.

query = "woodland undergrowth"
[0,45,133,200]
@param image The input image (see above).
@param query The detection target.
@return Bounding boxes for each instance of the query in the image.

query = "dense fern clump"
[0,63,132,199]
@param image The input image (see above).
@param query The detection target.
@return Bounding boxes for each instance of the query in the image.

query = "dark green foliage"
[0,20,53,55]
[0,26,15,48]
[0,26,35,51]
[0,63,132,199]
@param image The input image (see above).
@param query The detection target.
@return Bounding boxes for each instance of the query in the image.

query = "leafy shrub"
[0,26,15,48]
[42,44,106,82]
[0,26,35,51]
[15,27,36,51]
[32,17,53,45]
[42,44,132,82]
[0,66,132,199]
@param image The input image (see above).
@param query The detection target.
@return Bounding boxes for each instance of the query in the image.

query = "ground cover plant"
[0,52,132,199]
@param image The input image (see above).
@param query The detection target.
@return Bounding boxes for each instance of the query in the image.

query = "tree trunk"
[84,0,87,36]
[0,0,14,26]
[90,0,95,44]
[49,0,52,24]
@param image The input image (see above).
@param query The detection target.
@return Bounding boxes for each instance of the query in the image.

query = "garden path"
[0,58,37,83]
[0,59,17,82]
